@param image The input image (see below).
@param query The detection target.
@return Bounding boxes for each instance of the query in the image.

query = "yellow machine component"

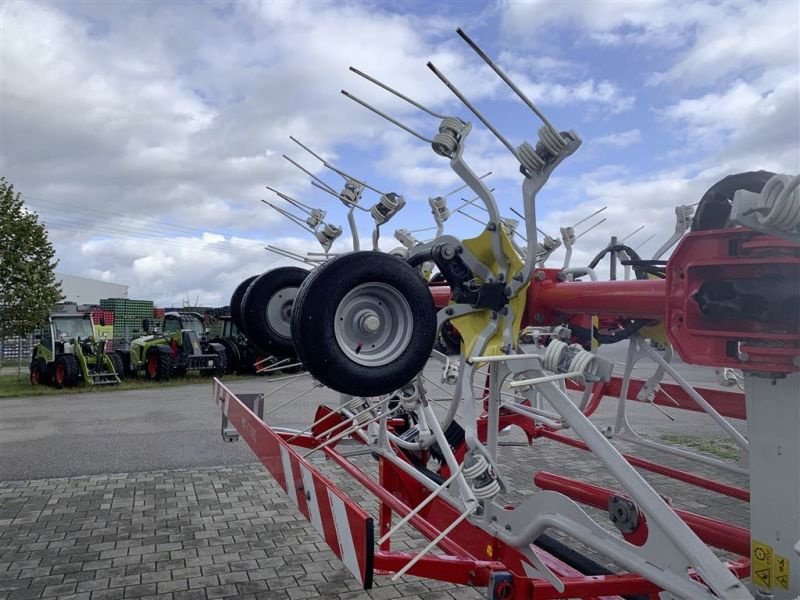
[450,227,529,357]
[639,322,669,346]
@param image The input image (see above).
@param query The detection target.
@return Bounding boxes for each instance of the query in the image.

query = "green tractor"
[30,312,123,388]
[122,311,226,381]
[210,315,269,374]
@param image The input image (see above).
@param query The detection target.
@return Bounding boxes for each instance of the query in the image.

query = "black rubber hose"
[534,534,650,600]
[692,170,775,231]
[588,244,648,280]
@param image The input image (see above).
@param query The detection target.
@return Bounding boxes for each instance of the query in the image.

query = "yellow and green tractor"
[30,312,123,388]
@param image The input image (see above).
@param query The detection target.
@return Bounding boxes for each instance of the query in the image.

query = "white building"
[56,273,128,305]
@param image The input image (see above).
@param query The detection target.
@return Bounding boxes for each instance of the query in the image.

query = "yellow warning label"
[774,552,791,590]
[752,540,773,588]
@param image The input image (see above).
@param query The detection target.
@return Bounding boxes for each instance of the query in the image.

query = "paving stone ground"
[0,350,751,599]
[0,429,749,600]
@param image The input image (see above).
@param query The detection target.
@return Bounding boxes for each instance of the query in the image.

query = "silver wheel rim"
[266,287,297,339]
[334,282,414,367]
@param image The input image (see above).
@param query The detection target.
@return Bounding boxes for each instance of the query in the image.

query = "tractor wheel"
[292,252,436,397]
[53,355,80,389]
[107,353,125,380]
[241,267,308,358]
[145,352,172,381]
[211,338,239,374]
[230,275,258,333]
[212,350,228,377]
[29,358,50,386]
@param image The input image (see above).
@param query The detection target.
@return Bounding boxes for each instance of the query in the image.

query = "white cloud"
[593,129,642,147]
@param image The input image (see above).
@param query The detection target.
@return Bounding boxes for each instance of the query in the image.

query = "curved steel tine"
[444,171,492,197]
[341,89,435,145]
[456,28,558,133]
[634,233,656,252]
[311,179,341,199]
[349,66,448,120]
[261,200,315,233]
[266,186,314,215]
[426,61,519,160]
[282,154,338,195]
[621,224,645,243]
[573,206,607,229]
[289,136,384,195]
[575,217,607,240]
[509,205,545,234]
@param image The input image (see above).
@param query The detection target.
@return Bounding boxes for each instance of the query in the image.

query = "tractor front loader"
[122,312,226,381]
[30,313,123,388]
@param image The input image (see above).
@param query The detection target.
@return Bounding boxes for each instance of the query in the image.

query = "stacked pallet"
[100,298,154,344]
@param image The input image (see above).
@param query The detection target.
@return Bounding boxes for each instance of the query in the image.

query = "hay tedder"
[214,30,800,599]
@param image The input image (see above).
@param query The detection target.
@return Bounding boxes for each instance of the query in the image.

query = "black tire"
[230,275,258,333]
[145,351,172,381]
[292,252,436,397]
[53,354,80,389]
[29,357,49,386]
[107,352,125,380]
[241,267,308,358]
[211,338,239,374]
[202,350,228,377]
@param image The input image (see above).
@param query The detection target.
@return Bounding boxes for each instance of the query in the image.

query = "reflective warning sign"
[752,540,773,588]
[774,552,791,591]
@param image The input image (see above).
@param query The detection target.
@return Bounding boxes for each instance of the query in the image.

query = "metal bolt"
[534,270,546,281]
[486,223,497,231]
[504,524,511,531]
[445,308,454,315]
[359,312,381,334]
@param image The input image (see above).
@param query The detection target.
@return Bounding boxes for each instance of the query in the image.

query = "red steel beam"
[534,471,750,556]
[533,278,667,320]
[566,377,746,421]
[536,429,750,502]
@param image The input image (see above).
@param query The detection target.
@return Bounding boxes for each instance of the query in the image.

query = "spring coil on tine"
[543,339,569,372]
[568,348,602,379]
[340,181,362,205]
[516,127,568,174]
[371,193,402,224]
[516,141,546,172]
[430,196,450,221]
[306,208,325,229]
[432,117,467,158]
[316,223,342,246]
[463,454,500,500]
[539,125,567,155]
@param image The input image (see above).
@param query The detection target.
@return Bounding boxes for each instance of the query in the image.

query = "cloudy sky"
[1,0,798,306]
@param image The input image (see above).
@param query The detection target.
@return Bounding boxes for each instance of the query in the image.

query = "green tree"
[0,178,63,338]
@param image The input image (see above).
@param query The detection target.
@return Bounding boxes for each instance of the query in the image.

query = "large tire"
[30,357,50,386]
[211,338,239,374]
[145,351,172,381]
[292,252,436,397]
[53,354,80,389]
[241,267,308,358]
[107,352,125,380]
[201,350,228,377]
[230,275,258,333]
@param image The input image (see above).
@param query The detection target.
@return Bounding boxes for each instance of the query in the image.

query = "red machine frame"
[215,227,799,599]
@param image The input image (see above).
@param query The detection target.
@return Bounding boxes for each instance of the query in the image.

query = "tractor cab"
[162,312,209,354]
[30,313,123,388]
[125,312,225,380]
[44,313,95,355]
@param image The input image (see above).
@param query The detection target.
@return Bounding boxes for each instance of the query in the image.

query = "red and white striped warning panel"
[214,379,374,588]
